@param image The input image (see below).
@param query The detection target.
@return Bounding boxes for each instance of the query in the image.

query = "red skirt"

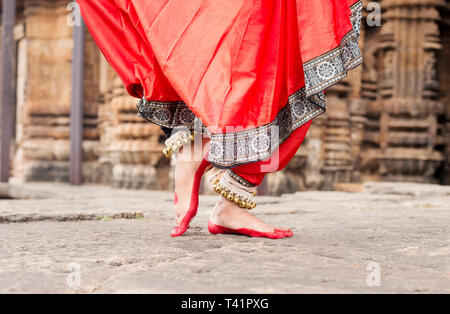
[78,0,362,168]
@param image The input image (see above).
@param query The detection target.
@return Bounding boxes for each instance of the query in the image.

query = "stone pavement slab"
[0,182,448,293]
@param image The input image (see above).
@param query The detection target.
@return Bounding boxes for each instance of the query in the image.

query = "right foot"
[208,198,293,239]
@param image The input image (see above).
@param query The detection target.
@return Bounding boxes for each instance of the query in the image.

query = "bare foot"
[173,138,211,226]
[209,197,293,238]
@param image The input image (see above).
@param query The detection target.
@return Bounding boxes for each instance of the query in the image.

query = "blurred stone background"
[1,0,450,195]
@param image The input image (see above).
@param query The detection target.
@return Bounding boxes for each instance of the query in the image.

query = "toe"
[284,229,294,237]
[272,228,293,238]
[171,226,185,237]
[274,227,293,237]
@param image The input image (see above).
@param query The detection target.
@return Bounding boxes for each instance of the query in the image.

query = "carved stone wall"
[3,0,450,192]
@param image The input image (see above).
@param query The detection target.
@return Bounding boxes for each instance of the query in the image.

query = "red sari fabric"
[78,0,362,173]
[235,120,312,186]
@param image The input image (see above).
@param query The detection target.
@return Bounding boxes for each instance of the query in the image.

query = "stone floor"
[0,181,448,294]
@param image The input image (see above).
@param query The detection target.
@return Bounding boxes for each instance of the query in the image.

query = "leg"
[171,132,212,237]
[209,121,312,239]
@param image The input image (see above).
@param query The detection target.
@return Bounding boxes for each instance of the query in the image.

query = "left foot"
[171,138,211,237]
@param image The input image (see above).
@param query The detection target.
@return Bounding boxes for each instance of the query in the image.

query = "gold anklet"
[162,129,195,158]
[212,170,257,210]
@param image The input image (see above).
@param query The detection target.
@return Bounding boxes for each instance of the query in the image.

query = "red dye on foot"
[208,220,293,239]
[171,158,211,237]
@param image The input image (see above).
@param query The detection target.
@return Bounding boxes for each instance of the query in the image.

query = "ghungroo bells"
[212,171,257,210]
[162,129,195,158]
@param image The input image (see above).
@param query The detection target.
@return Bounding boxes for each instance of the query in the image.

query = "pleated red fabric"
[78,0,362,168]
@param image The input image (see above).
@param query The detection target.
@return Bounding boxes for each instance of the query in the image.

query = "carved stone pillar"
[364,0,446,183]
[321,87,353,190]
[13,0,74,182]
[97,69,171,190]
[12,0,101,182]
[360,2,382,181]
[348,5,368,183]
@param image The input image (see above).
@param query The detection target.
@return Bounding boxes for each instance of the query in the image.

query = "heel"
[208,220,228,235]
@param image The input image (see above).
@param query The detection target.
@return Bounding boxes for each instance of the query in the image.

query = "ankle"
[212,198,230,213]
[211,198,244,221]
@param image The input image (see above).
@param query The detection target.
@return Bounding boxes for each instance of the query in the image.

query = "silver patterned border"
[137,0,363,167]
